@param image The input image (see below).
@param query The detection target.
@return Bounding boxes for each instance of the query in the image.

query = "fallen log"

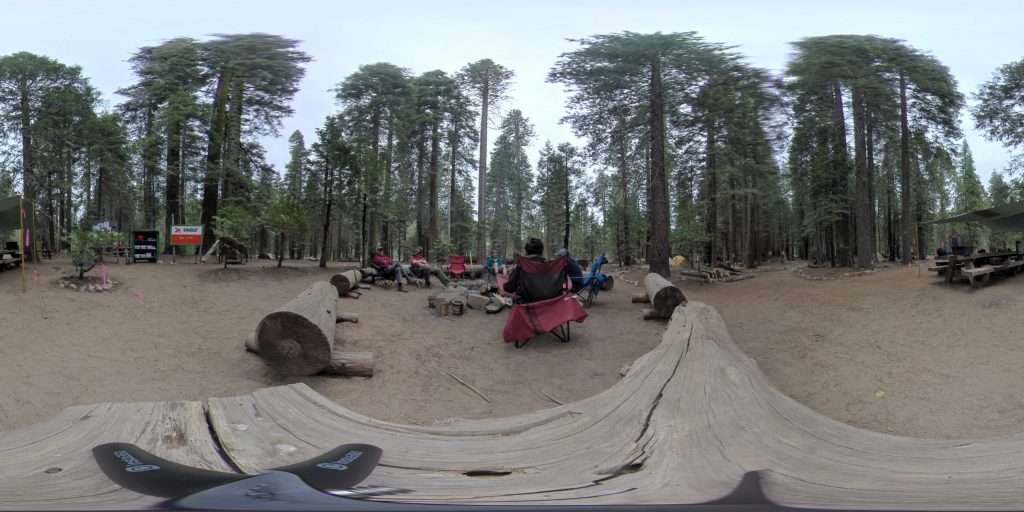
[256,281,338,376]
[643,273,686,319]
[342,291,360,300]
[360,267,377,283]
[246,337,372,377]
[326,351,374,377]
[631,292,651,303]
[641,308,662,321]
[329,269,363,295]
[599,275,614,291]
[336,312,359,323]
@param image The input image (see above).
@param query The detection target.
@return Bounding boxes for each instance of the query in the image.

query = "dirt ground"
[2,256,1023,440]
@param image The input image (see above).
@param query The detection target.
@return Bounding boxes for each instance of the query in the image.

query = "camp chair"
[502,256,588,348]
[368,252,399,288]
[572,251,609,308]
[448,255,467,279]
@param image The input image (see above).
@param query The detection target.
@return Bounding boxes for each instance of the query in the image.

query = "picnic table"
[928,251,1024,288]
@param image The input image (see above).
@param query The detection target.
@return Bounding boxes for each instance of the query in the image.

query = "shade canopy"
[0,196,32,231]
[928,200,1024,232]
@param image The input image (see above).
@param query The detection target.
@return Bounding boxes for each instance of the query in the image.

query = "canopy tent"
[928,200,1024,232]
[0,196,33,231]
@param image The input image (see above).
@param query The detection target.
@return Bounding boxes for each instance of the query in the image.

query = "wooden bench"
[960,259,1024,288]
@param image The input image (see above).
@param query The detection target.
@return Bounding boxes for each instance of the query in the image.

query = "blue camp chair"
[571,251,609,308]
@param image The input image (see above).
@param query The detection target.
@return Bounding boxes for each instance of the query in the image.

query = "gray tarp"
[928,200,1024,232]
[0,196,33,231]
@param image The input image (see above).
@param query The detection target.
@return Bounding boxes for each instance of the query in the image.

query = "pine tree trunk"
[477,82,489,262]
[899,71,914,263]
[647,59,671,278]
[852,89,872,268]
[164,120,182,254]
[704,120,717,265]
[429,120,440,260]
[831,81,852,267]
[200,71,231,252]
[142,108,158,228]
[223,78,244,199]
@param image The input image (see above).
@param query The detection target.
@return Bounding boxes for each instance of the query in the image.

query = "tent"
[928,200,1024,232]
[0,196,35,293]
[0,196,33,231]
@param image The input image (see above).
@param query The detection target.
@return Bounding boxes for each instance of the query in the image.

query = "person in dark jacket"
[556,247,585,292]
[503,238,546,300]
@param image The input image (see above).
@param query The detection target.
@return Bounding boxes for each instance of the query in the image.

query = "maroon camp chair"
[449,255,466,279]
[502,256,588,348]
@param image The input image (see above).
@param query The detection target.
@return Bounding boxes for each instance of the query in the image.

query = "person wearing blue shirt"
[484,248,505,289]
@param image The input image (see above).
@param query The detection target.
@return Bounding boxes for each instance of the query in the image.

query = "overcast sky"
[4,0,1020,183]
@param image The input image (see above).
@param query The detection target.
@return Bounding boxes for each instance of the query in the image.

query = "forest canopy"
[1,31,1022,275]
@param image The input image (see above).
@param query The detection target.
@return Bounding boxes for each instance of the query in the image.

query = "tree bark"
[852,88,872,268]
[222,77,244,199]
[477,81,490,262]
[200,71,231,252]
[647,58,671,277]
[429,120,440,260]
[831,81,851,267]
[899,71,913,263]
[164,119,182,254]
[704,119,717,266]
[643,272,685,318]
[256,281,338,376]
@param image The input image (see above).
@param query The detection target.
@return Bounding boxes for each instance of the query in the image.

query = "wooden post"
[643,273,685,319]
[330,269,363,296]
[256,281,338,376]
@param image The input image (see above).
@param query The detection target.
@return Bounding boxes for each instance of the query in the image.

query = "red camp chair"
[449,255,467,278]
[502,256,588,348]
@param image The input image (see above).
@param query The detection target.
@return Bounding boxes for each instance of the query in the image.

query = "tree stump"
[600,275,614,291]
[330,270,363,296]
[256,281,338,376]
[643,273,685,319]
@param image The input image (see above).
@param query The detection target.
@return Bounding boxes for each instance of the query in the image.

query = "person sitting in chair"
[372,247,408,292]
[409,248,449,287]
[503,238,549,303]
[556,248,585,292]
[483,248,505,289]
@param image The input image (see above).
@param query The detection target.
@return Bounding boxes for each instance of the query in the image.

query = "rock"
[467,294,490,310]
[484,301,503,314]
[68,283,77,290]
[59,281,67,288]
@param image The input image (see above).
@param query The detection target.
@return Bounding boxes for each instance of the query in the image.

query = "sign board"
[170,225,203,245]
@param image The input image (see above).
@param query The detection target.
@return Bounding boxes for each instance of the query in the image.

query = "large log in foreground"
[330,269,363,295]
[256,281,338,375]
[643,272,685,319]
[17,302,1024,508]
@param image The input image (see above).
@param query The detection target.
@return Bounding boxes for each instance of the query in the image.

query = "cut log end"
[330,269,363,296]
[644,273,686,318]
